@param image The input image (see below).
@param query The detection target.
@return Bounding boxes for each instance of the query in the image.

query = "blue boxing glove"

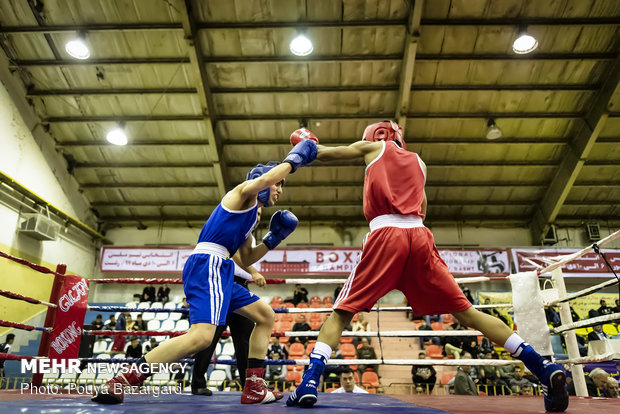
[262,210,298,250]
[283,139,317,173]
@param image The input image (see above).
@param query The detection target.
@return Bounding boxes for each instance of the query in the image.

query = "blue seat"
[550,335,568,360]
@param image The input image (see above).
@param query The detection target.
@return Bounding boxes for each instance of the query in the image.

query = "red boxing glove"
[290,128,319,146]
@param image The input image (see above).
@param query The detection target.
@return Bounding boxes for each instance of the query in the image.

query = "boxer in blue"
[92,139,317,405]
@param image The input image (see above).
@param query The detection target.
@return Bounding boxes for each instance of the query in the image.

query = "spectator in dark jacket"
[587,325,609,341]
[454,365,478,396]
[125,337,142,358]
[597,299,613,316]
[157,284,170,303]
[142,286,156,302]
[411,351,437,393]
[292,315,311,345]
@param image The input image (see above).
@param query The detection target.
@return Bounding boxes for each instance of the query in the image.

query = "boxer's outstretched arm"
[237,233,269,267]
[224,163,292,210]
[316,140,380,161]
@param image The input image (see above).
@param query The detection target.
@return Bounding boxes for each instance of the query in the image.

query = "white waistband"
[369,214,425,231]
[191,242,229,259]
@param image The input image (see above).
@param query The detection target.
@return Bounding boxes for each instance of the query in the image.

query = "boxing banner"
[512,248,620,277]
[100,247,509,276]
[48,274,89,359]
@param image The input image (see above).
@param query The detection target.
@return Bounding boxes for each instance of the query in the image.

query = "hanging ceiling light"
[486,119,502,140]
[65,34,90,59]
[106,127,128,146]
[290,32,313,56]
[512,28,538,54]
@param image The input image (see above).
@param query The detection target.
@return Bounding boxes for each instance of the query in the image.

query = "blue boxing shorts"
[183,254,259,325]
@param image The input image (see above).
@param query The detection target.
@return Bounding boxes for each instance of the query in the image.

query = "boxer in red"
[287,122,568,412]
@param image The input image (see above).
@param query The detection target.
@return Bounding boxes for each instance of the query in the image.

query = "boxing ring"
[1,230,620,413]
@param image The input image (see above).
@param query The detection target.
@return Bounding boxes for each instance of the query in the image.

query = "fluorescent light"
[65,38,90,59]
[512,32,538,54]
[290,34,313,56]
[106,128,128,146]
[486,119,502,140]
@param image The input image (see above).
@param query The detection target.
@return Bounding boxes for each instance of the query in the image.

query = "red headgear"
[362,120,405,149]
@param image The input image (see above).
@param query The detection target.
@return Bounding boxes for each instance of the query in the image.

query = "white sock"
[503,333,525,355]
[309,341,332,361]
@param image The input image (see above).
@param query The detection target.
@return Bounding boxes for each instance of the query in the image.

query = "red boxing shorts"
[334,226,471,316]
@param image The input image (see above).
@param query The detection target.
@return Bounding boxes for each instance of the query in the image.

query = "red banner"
[512,248,620,277]
[48,275,89,359]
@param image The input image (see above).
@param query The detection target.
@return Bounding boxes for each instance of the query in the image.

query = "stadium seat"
[340,336,353,344]
[125,301,138,308]
[160,319,175,331]
[296,302,309,309]
[285,370,302,386]
[603,324,618,336]
[361,371,380,388]
[220,342,235,357]
[93,340,108,354]
[214,355,233,379]
[431,322,444,331]
[309,320,322,330]
[550,335,568,360]
[142,311,155,321]
[306,342,315,355]
[289,342,305,358]
[138,302,151,310]
[281,313,294,322]
[279,320,293,331]
[442,314,454,325]
[323,296,333,305]
[340,343,356,358]
[426,344,444,359]
[175,319,189,331]
[147,319,161,331]
[441,373,456,385]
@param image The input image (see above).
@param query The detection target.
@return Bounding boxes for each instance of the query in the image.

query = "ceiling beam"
[27,84,599,97]
[74,162,214,169]
[92,200,536,208]
[395,0,423,132]
[531,56,620,242]
[43,115,204,122]
[10,53,616,67]
[80,181,550,189]
[2,17,618,34]
[178,0,229,195]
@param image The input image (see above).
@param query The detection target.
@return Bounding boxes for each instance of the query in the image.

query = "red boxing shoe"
[240,368,283,404]
[91,371,147,404]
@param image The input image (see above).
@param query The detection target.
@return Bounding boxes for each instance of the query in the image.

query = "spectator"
[125,314,136,331]
[157,284,170,303]
[125,337,142,358]
[333,284,343,302]
[145,338,159,352]
[613,299,620,314]
[268,336,289,360]
[352,313,370,346]
[266,351,287,381]
[461,337,480,359]
[479,336,495,356]
[91,314,104,330]
[521,384,534,395]
[454,360,478,396]
[292,315,311,345]
[411,351,436,393]
[481,298,510,326]
[330,367,368,393]
[0,334,16,379]
[442,322,464,359]
[497,351,516,383]
[356,338,378,374]
[597,299,613,316]
[545,306,561,327]
[462,287,476,305]
[417,318,439,349]
[134,314,146,331]
[587,325,609,341]
[478,352,500,396]
[180,298,189,320]
[509,365,533,394]
[603,377,619,398]
[323,347,344,387]
[105,315,116,330]
[141,285,156,302]
[570,306,581,322]
[568,368,606,397]
[588,308,600,319]
[292,284,308,306]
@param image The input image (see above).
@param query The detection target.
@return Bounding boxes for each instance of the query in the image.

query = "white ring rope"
[537,229,620,275]
[552,312,620,334]
[281,304,512,313]
[548,277,620,306]
[279,276,507,285]
[558,353,618,366]
[282,330,483,337]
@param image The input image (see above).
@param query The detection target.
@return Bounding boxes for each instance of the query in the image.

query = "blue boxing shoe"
[286,356,325,408]
[512,342,568,412]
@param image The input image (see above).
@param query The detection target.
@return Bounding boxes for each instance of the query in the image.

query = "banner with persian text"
[512,248,620,277]
[99,247,510,276]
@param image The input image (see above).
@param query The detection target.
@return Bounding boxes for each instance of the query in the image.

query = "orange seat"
[441,373,456,385]
[306,342,315,355]
[426,344,444,359]
[323,296,333,305]
[309,313,322,321]
[340,343,356,358]
[340,336,353,344]
[296,302,309,309]
[367,387,376,394]
[325,387,336,393]
[282,302,294,309]
[289,342,305,358]
[293,365,304,372]
[310,296,321,303]
[279,320,293,331]
[285,370,302,385]
[273,314,280,322]
[279,336,289,344]
[431,322,444,331]
[361,371,380,388]
[271,296,283,305]
[281,313,293,322]
[309,302,322,308]
[309,319,322,330]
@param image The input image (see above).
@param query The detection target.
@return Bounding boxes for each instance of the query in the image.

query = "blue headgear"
[246,161,282,207]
